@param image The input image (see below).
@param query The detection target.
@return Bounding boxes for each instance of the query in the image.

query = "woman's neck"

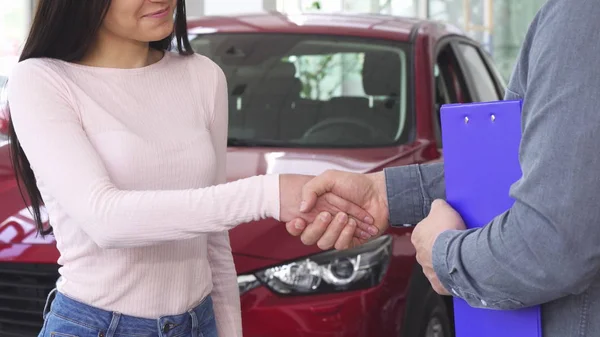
[79,30,163,69]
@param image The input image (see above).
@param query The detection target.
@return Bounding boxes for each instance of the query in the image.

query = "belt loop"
[105,312,121,337]
[42,288,57,320]
[189,308,199,337]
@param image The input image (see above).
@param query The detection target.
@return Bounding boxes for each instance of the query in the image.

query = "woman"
[6,1,378,337]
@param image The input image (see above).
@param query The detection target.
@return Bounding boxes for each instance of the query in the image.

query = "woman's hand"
[278,174,377,243]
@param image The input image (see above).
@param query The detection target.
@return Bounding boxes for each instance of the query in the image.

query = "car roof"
[187,12,465,42]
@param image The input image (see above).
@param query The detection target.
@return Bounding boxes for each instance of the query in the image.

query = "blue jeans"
[39,289,218,337]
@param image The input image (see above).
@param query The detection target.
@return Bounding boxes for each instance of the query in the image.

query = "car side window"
[435,49,468,105]
[433,43,470,148]
[455,43,500,102]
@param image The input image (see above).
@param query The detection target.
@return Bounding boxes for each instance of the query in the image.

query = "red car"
[0,12,506,337]
[0,75,7,137]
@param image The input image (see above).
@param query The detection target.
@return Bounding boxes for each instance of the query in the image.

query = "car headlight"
[237,235,392,296]
[237,274,261,295]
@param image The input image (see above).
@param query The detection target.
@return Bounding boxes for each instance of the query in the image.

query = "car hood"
[0,143,420,263]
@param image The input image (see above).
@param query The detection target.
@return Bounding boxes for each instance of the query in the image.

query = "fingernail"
[294,220,305,230]
[361,230,371,239]
[368,226,378,235]
[320,212,331,221]
[338,213,348,222]
[364,216,374,224]
[299,201,307,212]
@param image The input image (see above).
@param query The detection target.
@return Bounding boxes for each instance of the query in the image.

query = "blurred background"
[1,0,545,81]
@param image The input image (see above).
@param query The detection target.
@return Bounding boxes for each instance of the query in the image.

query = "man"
[287,1,600,335]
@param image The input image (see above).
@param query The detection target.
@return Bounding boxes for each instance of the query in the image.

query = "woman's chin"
[142,22,175,42]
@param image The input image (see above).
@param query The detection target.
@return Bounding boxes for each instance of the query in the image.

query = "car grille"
[0,262,59,337]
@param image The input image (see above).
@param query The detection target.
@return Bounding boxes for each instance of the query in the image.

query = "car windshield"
[190,33,411,148]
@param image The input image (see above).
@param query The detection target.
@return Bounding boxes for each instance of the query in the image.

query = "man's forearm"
[384,162,445,225]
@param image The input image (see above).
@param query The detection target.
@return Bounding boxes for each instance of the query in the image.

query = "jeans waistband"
[46,290,214,337]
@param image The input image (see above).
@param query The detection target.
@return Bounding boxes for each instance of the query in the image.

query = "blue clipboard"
[440,100,542,337]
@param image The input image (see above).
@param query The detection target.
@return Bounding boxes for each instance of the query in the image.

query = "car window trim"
[447,39,480,101]
[450,39,503,101]
[431,35,471,148]
[479,48,507,98]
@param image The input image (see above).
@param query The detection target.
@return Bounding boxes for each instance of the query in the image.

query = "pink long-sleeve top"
[7,51,281,336]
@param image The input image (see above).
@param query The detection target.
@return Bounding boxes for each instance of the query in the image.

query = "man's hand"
[279,174,378,238]
[412,199,466,296]
[285,170,389,250]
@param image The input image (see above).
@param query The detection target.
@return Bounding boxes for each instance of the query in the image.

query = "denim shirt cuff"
[432,229,460,296]
[384,165,423,225]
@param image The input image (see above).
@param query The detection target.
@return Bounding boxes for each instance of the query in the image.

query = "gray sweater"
[384,1,600,335]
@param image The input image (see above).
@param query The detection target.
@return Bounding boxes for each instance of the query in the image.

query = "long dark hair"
[7,0,193,236]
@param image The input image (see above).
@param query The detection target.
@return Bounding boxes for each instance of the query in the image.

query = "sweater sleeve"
[8,58,280,249]
[204,59,243,337]
[207,232,241,336]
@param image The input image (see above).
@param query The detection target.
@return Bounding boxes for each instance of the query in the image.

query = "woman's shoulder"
[11,57,64,79]
[9,58,69,97]
[178,51,218,68]
[169,51,224,79]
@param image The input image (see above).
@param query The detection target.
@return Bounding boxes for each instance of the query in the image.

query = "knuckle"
[342,228,354,238]
[318,211,332,222]
[411,234,421,246]
[303,181,318,192]
[334,212,349,224]
[335,235,351,249]
[338,200,350,210]
[318,217,330,230]
[286,224,299,236]
[323,169,339,179]
[300,231,316,245]
[317,239,332,250]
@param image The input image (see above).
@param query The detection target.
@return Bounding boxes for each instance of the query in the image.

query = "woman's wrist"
[262,173,281,220]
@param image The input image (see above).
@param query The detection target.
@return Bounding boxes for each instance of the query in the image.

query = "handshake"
[279,170,390,251]
[280,168,467,296]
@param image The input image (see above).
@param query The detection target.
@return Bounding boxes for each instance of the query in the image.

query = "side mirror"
[0,75,8,136]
